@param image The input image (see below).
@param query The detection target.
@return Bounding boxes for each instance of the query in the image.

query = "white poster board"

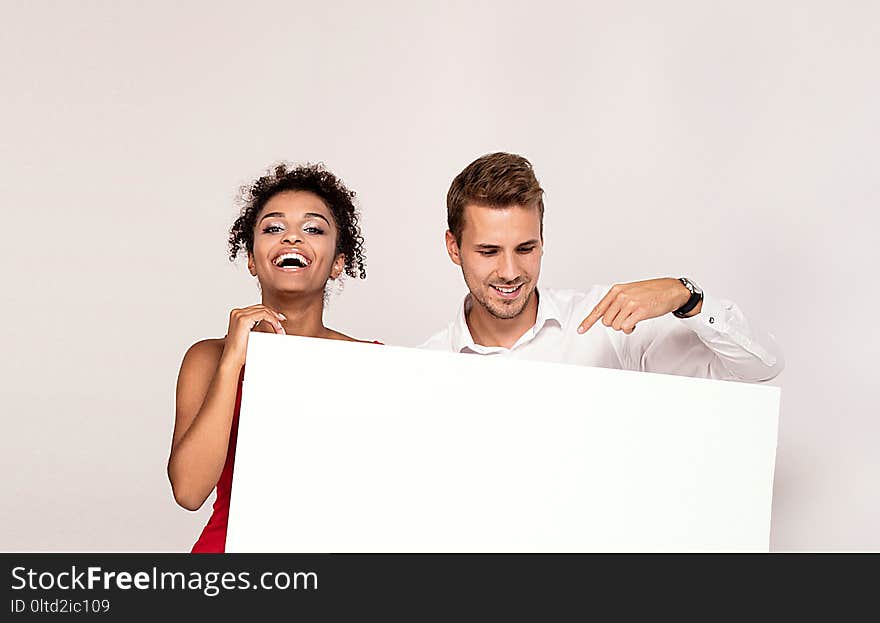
[226,333,780,552]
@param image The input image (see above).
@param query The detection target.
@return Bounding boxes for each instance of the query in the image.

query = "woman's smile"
[271,247,313,272]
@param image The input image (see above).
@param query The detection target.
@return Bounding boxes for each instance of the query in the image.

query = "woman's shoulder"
[175,338,231,400]
[324,329,381,344]
[180,338,226,370]
[187,337,226,354]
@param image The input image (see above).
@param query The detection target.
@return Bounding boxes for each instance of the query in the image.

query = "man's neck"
[465,290,539,349]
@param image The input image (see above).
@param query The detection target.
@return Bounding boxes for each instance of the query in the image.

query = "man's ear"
[445,230,462,266]
[247,251,257,276]
[330,253,345,279]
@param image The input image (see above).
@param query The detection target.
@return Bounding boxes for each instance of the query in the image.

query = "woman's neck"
[258,291,330,338]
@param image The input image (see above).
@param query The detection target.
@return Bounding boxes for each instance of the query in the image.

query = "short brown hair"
[447,152,545,244]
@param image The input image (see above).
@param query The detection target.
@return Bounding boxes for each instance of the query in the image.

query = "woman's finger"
[239,309,286,335]
[243,304,287,323]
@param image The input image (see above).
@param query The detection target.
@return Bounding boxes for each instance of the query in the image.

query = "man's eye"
[479,250,498,256]
[518,246,535,254]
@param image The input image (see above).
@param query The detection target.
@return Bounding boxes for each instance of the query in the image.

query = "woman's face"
[247,190,344,295]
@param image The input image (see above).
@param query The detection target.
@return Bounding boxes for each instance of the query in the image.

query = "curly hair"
[228,162,366,279]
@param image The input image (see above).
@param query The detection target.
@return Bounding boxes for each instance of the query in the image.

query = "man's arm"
[579,278,784,382]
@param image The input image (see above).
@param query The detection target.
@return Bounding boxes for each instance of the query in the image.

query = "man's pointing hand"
[577,278,698,335]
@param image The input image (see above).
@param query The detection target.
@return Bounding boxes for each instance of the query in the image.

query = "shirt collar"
[450,288,563,353]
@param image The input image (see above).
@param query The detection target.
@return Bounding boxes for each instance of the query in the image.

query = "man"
[421,152,783,382]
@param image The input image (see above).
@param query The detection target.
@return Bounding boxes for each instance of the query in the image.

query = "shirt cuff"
[676,290,779,368]
[677,290,726,338]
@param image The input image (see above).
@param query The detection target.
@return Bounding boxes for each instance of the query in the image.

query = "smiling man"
[420,152,784,382]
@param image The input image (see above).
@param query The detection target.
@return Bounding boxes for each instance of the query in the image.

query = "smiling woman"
[227,163,366,281]
[166,163,374,553]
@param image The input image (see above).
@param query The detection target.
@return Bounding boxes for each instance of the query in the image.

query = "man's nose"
[496,251,519,282]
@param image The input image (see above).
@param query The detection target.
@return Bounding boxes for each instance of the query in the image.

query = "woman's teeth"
[273,252,310,268]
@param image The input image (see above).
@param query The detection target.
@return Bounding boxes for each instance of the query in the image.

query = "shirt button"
[709,316,715,324]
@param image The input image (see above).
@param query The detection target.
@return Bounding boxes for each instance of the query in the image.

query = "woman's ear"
[330,254,346,279]
[247,251,257,277]
[330,253,346,279]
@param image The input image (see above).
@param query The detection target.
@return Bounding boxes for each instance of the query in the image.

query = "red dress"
[190,366,244,553]
[191,342,382,553]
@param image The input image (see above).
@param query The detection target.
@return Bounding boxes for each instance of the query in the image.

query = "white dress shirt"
[420,286,784,383]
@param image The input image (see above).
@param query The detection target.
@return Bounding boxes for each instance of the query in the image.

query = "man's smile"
[490,283,524,299]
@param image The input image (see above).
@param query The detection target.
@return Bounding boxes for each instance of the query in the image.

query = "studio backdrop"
[1,0,877,551]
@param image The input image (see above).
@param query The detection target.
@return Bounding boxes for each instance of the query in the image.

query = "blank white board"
[226,333,780,552]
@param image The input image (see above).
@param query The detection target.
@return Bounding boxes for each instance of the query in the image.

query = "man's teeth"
[493,285,520,294]
[273,252,310,268]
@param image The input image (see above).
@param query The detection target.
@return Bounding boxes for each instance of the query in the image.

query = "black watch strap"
[673,277,703,318]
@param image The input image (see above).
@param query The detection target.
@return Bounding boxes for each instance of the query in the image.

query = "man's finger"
[577,310,598,334]
[612,301,639,331]
[621,307,647,334]
[578,289,617,333]
[603,300,625,329]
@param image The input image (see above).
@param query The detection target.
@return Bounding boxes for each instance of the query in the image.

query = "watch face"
[682,277,702,296]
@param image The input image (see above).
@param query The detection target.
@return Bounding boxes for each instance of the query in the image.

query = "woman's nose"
[282,233,303,245]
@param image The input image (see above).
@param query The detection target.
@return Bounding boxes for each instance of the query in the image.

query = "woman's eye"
[262,224,284,234]
[304,226,324,235]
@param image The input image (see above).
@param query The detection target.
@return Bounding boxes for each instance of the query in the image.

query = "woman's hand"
[220,305,287,368]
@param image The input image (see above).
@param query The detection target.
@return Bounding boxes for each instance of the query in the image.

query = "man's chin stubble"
[483,289,532,321]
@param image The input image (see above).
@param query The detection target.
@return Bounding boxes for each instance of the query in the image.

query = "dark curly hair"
[228,162,366,279]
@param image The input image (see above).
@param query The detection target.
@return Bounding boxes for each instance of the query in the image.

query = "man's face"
[446,203,543,320]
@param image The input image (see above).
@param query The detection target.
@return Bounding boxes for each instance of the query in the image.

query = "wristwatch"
[673,277,703,318]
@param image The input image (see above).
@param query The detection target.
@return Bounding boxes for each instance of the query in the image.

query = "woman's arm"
[167,339,240,511]
[167,305,286,511]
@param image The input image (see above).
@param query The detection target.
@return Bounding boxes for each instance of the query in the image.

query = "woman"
[167,162,371,553]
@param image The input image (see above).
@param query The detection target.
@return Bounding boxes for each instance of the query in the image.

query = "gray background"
[1,1,876,551]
